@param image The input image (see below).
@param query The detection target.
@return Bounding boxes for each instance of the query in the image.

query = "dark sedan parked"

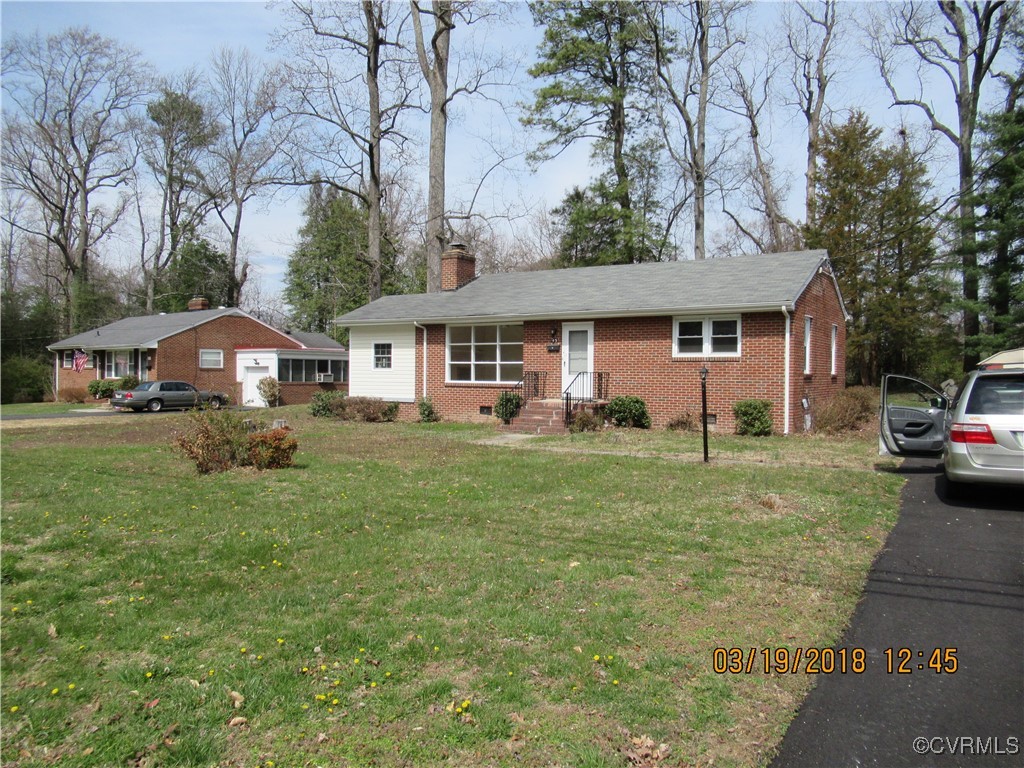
[111,380,228,412]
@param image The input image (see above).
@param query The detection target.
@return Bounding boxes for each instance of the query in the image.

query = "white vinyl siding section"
[349,325,416,402]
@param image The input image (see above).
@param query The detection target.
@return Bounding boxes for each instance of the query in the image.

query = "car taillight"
[125,392,132,399]
[949,423,997,444]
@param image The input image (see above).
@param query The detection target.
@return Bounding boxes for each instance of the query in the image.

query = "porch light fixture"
[253,358,260,365]
[550,325,558,340]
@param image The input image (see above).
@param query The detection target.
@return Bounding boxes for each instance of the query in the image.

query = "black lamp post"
[700,366,709,463]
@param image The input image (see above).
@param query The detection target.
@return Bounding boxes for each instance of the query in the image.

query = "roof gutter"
[340,301,800,328]
[781,305,791,435]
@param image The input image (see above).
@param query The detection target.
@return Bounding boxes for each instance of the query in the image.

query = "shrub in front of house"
[418,397,439,423]
[494,391,523,424]
[257,376,281,407]
[568,409,602,433]
[344,397,399,422]
[604,396,652,429]
[309,391,347,418]
[814,386,877,434]
[247,427,298,469]
[118,375,140,391]
[87,379,118,400]
[174,409,258,474]
[733,399,773,436]
[60,387,89,404]
[667,411,699,432]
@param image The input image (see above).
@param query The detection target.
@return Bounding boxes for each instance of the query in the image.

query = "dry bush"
[815,386,878,434]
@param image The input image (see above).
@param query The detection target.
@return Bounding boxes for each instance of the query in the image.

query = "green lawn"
[0,401,108,416]
[1,410,904,767]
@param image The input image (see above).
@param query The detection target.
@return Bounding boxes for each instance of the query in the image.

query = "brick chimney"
[187,296,211,311]
[441,244,476,291]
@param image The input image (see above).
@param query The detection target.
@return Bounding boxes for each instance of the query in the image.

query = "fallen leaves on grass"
[622,730,671,766]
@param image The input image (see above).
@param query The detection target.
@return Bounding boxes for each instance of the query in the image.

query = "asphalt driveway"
[772,458,1023,767]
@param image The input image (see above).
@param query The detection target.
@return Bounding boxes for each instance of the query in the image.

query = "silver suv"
[880,349,1024,491]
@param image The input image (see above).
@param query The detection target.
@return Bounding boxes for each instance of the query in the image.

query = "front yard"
[1,410,904,767]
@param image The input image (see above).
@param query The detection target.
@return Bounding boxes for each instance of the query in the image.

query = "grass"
[0,401,108,416]
[1,408,905,767]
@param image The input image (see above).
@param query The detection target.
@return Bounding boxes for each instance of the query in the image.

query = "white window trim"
[445,324,525,384]
[199,348,224,369]
[672,315,742,358]
[830,324,838,376]
[804,316,813,374]
[62,351,73,368]
[104,350,136,379]
[373,343,393,370]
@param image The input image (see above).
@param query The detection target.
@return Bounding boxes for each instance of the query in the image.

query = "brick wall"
[278,381,349,406]
[399,271,847,433]
[55,315,350,406]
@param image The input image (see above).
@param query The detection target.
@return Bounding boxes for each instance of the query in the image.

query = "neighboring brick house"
[49,300,348,406]
[335,247,849,433]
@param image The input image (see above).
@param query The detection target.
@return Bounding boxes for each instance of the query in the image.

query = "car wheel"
[208,396,222,410]
[147,399,163,413]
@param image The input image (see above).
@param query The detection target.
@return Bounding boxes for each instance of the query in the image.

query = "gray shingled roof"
[281,330,346,350]
[336,250,837,326]
[49,307,332,352]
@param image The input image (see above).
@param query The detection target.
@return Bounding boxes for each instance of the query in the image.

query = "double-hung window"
[448,324,524,383]
[199,349,223,369]
[673,316,741,357]
[104,350,135,378]
[803,317,813,374]
[373,343,392,370]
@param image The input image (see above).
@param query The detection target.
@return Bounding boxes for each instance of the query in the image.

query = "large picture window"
[448,324,523,383]
[673,316,741,357]
[104,350,136,378]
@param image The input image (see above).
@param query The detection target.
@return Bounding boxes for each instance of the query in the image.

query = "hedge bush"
[418,397,439,423]
[494,391,523,423]
[247,427,298,469]
[666,411,699,432]
[174,410,258,474]
[309,391,347,418]
[733,399,773,436]
[604,396,651,428]
[257,376,281,407]
[814,386,877,434]
[568,409,601,433]
[87,379,118,399]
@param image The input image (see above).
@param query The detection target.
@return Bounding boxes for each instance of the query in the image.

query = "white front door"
[562,322,594,399]
[243,366,270,406]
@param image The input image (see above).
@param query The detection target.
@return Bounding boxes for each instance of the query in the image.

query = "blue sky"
[2,1,990,304]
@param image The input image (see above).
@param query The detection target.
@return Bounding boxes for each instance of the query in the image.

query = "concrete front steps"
[499,398,567,435]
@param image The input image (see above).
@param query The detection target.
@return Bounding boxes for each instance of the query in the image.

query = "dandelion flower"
[370,682,377,688]
[51,688,59,695]
[277,638,285,645]
[68,683,76,690]
[593,655,601,662]
[613,680,619,685]
[9,706,18,713]
[146,672,153,678]
[240,647,247,654]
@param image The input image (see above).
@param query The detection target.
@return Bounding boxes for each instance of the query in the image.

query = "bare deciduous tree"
[205,47,298,307]
[282,0,417,301]
[646,1,747,260]
[1,27,151,330]
[870,0,1017,367]
[783,0,840,223]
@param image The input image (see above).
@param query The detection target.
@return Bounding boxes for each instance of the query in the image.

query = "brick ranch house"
[49,299,348,406]
[335,247,849,433]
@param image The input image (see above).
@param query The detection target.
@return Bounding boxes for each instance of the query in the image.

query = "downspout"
[781,306,791,435]
[414,322,428,399]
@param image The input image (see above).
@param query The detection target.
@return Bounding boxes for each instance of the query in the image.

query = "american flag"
[72,350,88,373]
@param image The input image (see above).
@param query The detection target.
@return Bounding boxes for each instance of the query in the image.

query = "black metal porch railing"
[562,371,610,427]
[501,371,548,421]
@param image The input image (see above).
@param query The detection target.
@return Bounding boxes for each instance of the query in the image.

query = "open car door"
[880,375,948,457]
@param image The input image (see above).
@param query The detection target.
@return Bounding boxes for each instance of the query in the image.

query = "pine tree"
[805,112,952,384]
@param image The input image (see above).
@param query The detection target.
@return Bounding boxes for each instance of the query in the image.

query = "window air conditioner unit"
[316,373,334,383]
